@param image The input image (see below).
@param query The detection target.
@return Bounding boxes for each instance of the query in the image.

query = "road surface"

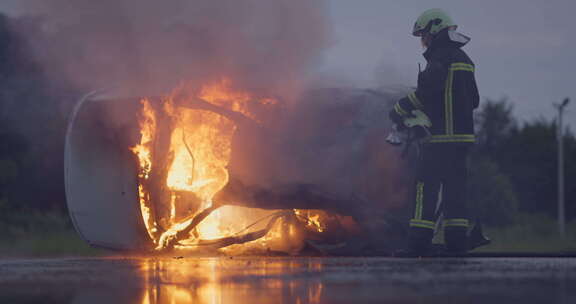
[1,256,575,303]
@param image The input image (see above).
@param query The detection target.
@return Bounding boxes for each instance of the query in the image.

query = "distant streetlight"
[554,98,570,237]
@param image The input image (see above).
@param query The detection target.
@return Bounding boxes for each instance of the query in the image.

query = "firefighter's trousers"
[409,144,470,252]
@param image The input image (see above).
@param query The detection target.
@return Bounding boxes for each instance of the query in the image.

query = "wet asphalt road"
[0,256,575,303]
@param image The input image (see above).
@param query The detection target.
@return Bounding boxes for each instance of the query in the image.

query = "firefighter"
[389,8,480,255]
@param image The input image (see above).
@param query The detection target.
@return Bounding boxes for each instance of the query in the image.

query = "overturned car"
[65,81,419,255]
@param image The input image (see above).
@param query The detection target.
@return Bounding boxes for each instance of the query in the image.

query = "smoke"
[14,0,331,99]
[10,1,411,245]
[222,87,410,216]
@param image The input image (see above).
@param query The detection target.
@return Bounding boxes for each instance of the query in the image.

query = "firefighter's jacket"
[390,29,479,144]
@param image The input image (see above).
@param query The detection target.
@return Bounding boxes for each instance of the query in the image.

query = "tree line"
[0,14,73,215]
[468,100,575,226]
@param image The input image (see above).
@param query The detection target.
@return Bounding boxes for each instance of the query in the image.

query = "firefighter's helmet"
[412,8,456,37]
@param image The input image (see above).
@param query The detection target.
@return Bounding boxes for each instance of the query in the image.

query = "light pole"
[555,98,570,237]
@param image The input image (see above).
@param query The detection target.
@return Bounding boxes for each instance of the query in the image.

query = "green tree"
[474,97,576,220]
[0,14,69,212]
[469,99,519,226]
[496,120,576,218]
[475,98,516,157]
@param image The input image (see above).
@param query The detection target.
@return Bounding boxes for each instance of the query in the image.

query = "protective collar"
[423,29,471,60]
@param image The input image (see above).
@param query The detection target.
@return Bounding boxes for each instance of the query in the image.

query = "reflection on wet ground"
[1,257,575,303]
[140,258,324,304]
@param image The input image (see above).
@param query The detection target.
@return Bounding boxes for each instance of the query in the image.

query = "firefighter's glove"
[386,110,432,146]
[403,110,432,129]
[404,110,432,139]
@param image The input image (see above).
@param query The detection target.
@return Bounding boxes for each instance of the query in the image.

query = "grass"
[475,214,576,253]
[0,210,107,258]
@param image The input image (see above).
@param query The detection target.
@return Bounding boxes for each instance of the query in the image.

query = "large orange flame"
[131,79,334,253]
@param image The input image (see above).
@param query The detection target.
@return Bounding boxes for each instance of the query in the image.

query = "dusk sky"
[1,1,574,129]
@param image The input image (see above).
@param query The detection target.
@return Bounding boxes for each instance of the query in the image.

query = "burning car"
[65,79,410,255]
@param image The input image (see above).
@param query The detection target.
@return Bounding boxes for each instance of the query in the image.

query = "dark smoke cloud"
[10,1,409,239]
[14,0,331,99]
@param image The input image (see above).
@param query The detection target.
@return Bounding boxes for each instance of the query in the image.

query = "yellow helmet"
[412,8,456,36]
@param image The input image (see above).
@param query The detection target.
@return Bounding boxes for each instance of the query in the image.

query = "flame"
[131,98,158,242]
[131,78,337,253]
[294,210,327,233]
[161,80,246,243]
